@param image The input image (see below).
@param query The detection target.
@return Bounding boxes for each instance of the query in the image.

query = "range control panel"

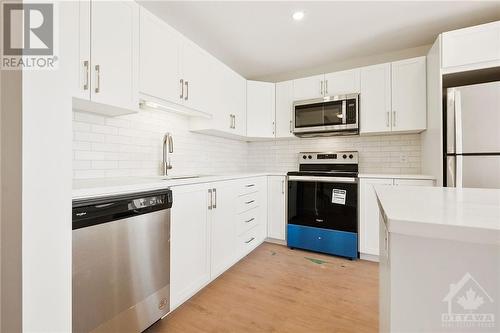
[298,151,359,164]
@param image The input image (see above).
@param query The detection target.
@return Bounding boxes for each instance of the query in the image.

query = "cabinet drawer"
[238,178,261,196]
[237,192,258,213]
[238,225,261,256]
[237,208,259,235]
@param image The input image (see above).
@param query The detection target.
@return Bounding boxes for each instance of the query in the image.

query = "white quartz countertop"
[375,186,500,245]
[358,173,435,180]
[73,173,285,200]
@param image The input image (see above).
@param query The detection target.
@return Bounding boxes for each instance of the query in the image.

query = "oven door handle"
[288,176,358,183]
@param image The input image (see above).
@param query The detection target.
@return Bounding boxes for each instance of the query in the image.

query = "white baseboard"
[265,238,286,246]
[360,253,379,262]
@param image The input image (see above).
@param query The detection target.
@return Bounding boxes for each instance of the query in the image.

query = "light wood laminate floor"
[147,243,378,333]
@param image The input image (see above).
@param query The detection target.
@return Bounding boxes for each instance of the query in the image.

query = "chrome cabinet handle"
[245,200,255,204]
[94,65,100,93]
[179,79,184,99]
[233,114,236,129]
[245,218,255,223]
[212,188,217,209]
[289,120,293,133]
[320,80,323,95]
[245,237,255,244]
[393,111,396,127]
[83,60,89,90]
[229,114,233,129]
[272,121,275,135]
[325,80,328,94]
[245,184,255,188]
[208,189,212,210]
[386,112,390,127]
[185,81,189,101]
[281,180,284,194]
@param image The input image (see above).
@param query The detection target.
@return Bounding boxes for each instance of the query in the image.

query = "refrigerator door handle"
[454,90,463,154]
[456,155,463,188]
[447,156,456,187]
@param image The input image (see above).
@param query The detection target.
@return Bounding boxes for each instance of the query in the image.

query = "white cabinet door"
[393,179,435,187]
[359,63,392,134]
[359,178,393,256]
[275,80,294,138]
[139,8,181,105]
[442,21,500,70]
[226,69,247,136]
[391,57,426,132]
[267,176,286,241]
[180,39,214,113]
[210,181,238,279]
[170,183,211,309]
[293,74,324,100]
[72,0,91,100]
[324,68,360,96]
[90,0,138,110]
[246,81,275,138]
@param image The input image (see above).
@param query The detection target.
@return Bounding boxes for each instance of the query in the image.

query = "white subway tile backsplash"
[73,109,422,179]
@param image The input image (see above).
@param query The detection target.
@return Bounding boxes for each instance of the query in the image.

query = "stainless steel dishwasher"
[72,189,173,333]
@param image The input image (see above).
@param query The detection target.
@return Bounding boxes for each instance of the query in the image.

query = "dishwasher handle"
[72,189,173,230]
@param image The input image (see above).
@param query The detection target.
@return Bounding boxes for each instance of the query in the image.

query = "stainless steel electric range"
[287,151,359,259]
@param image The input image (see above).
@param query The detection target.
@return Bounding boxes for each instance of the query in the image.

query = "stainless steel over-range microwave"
[292,93,359,137]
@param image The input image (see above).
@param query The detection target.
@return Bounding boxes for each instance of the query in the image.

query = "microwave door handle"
[342,100,347,124]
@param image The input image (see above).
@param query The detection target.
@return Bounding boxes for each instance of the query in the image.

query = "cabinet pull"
[212,188,217,209]
[185,81,189,101]
[245,237,255,244]
[245,184,255,188]
[386,112,390,127]
[320,80,323,95]
[289,120,293,133]
[179,79,184,99]
[272,121,275,135]
[83,60,89,90]
[94,65,100,93]
[229,114,233,129]
[281,180,285,194]
[245,218,255,223]
[233,114,236,129]
[245,200,255,205]
[325,80,328,94]
[208,189,213,210]
[393,111,396,127]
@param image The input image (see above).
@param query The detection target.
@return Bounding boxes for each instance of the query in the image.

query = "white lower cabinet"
[359,177,435,258]
[170,183,211,310]
[210,181,238,279]
[170,176,268,311]
[267,176,286,241]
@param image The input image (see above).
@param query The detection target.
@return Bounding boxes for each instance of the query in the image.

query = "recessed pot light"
[292,11,304,21]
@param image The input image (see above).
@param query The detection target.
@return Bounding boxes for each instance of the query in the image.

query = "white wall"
[73,109,248,178]
[247,134,422,174]
[20,1,73,331]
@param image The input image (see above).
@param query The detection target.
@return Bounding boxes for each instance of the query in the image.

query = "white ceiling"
[139,1,500,81]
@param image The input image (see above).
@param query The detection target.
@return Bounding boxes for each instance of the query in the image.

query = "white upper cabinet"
[275,80,295,139]
[360,63,392,134]
[90,0,138,111]
[391,56,426,132]
[180,39,214,113]
[72,0,139,116]
[139,8,180,104]
[442,21,500,72]
[293,74,324,100]
[324,68,360,96]
[246,81,276,138]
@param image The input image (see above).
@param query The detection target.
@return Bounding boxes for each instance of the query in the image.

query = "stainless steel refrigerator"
[446,81,500,189]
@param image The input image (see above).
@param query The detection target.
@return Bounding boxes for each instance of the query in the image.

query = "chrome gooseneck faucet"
[162,133,173,176]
